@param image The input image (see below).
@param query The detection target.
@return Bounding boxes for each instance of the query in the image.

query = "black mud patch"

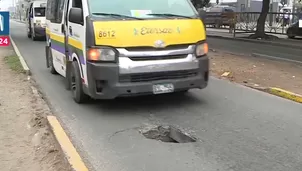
[140,125,196,143]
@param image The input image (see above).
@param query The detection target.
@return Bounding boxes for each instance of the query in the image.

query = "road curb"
[207,34,302,49]
[30,85,89,171]
[47,115,90,171]
[266,87,302,104]
[248,85,302,104]
[9,36,31,75]
[13,31,90,170]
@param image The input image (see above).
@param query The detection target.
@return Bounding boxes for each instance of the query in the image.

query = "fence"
[205,12,301,35]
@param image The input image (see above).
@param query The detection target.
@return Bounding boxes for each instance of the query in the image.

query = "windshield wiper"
[147,13,194,19]
[92,13,144,20]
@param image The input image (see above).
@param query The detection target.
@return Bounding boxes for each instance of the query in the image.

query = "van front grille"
[124,44,191,52]
[119,70,198,83]
[129,54,187,61]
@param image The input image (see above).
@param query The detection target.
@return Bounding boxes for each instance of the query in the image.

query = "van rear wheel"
[70,61,88,103]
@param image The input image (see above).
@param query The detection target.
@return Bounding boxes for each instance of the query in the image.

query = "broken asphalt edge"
[10,35,90,171]
[10,35,31,75]
[207,34,301,49]
[247,86,302,104]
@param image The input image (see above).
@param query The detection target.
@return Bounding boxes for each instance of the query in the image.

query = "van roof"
[32,0,47,8]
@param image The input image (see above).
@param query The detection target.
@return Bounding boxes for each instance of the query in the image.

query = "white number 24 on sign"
[0,37,9,46]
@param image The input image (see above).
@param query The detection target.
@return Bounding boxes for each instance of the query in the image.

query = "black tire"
[48,48,58,74]
[70,61,88,103]
[287,29,295,39]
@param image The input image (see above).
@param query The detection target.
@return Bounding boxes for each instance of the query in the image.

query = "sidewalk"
[206,28,302,48]
[0,46,71,171]
[209,50,302,96]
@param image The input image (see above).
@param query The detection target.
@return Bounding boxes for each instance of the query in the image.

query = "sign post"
[0,11,10,47]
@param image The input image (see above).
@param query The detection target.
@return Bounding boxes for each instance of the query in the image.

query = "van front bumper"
[85,56,209,100]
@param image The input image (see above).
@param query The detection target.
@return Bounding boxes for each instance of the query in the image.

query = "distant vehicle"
[286,21,302,39]
[204,6,236,28]
[25,0,47,41]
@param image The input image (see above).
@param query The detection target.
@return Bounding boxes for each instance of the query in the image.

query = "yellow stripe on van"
[48,32,83,50]
[50,33,64,43]
[68,38,83,50]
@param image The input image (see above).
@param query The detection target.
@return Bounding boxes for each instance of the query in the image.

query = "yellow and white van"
[26,0,47,41]
[45,0,209,103]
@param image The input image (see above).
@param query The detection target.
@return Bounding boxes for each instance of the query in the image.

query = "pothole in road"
[140,125,196,143]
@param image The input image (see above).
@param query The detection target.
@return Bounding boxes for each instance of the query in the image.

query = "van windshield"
[88,0,197,19]
[34,7,46,17]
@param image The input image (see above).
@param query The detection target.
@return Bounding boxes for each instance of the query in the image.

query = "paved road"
[10,21,302,171]
[207,36,302,62]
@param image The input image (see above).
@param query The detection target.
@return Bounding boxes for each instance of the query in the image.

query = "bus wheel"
[70,61,88,103]
[48,48,57,74]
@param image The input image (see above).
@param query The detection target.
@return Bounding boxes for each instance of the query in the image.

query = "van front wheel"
[70,61,88,103]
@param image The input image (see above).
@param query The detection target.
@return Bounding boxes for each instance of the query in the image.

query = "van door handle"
[61,24,65,33]
[69,26,72,35]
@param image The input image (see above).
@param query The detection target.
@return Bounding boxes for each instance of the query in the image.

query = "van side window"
[56,0,65,23]
[72,0,82,9]
[46,0,64,23]
[46,0,57,21]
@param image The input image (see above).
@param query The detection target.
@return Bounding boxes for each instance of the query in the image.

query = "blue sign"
[0,11,10,36]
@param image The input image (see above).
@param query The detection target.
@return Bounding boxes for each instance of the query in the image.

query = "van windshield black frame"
[34,7,46,17]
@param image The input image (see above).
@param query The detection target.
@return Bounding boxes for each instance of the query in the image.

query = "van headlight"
[195,42,208,57]
[87,48,117,62]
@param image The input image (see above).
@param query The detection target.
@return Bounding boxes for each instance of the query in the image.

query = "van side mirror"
[69,8,83,25]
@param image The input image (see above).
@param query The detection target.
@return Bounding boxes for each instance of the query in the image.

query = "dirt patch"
[209,50,302,95]
[0,46,71,171]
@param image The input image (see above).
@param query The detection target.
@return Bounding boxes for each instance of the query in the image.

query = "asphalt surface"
[207,36,302,62]
[10,20,302,171]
